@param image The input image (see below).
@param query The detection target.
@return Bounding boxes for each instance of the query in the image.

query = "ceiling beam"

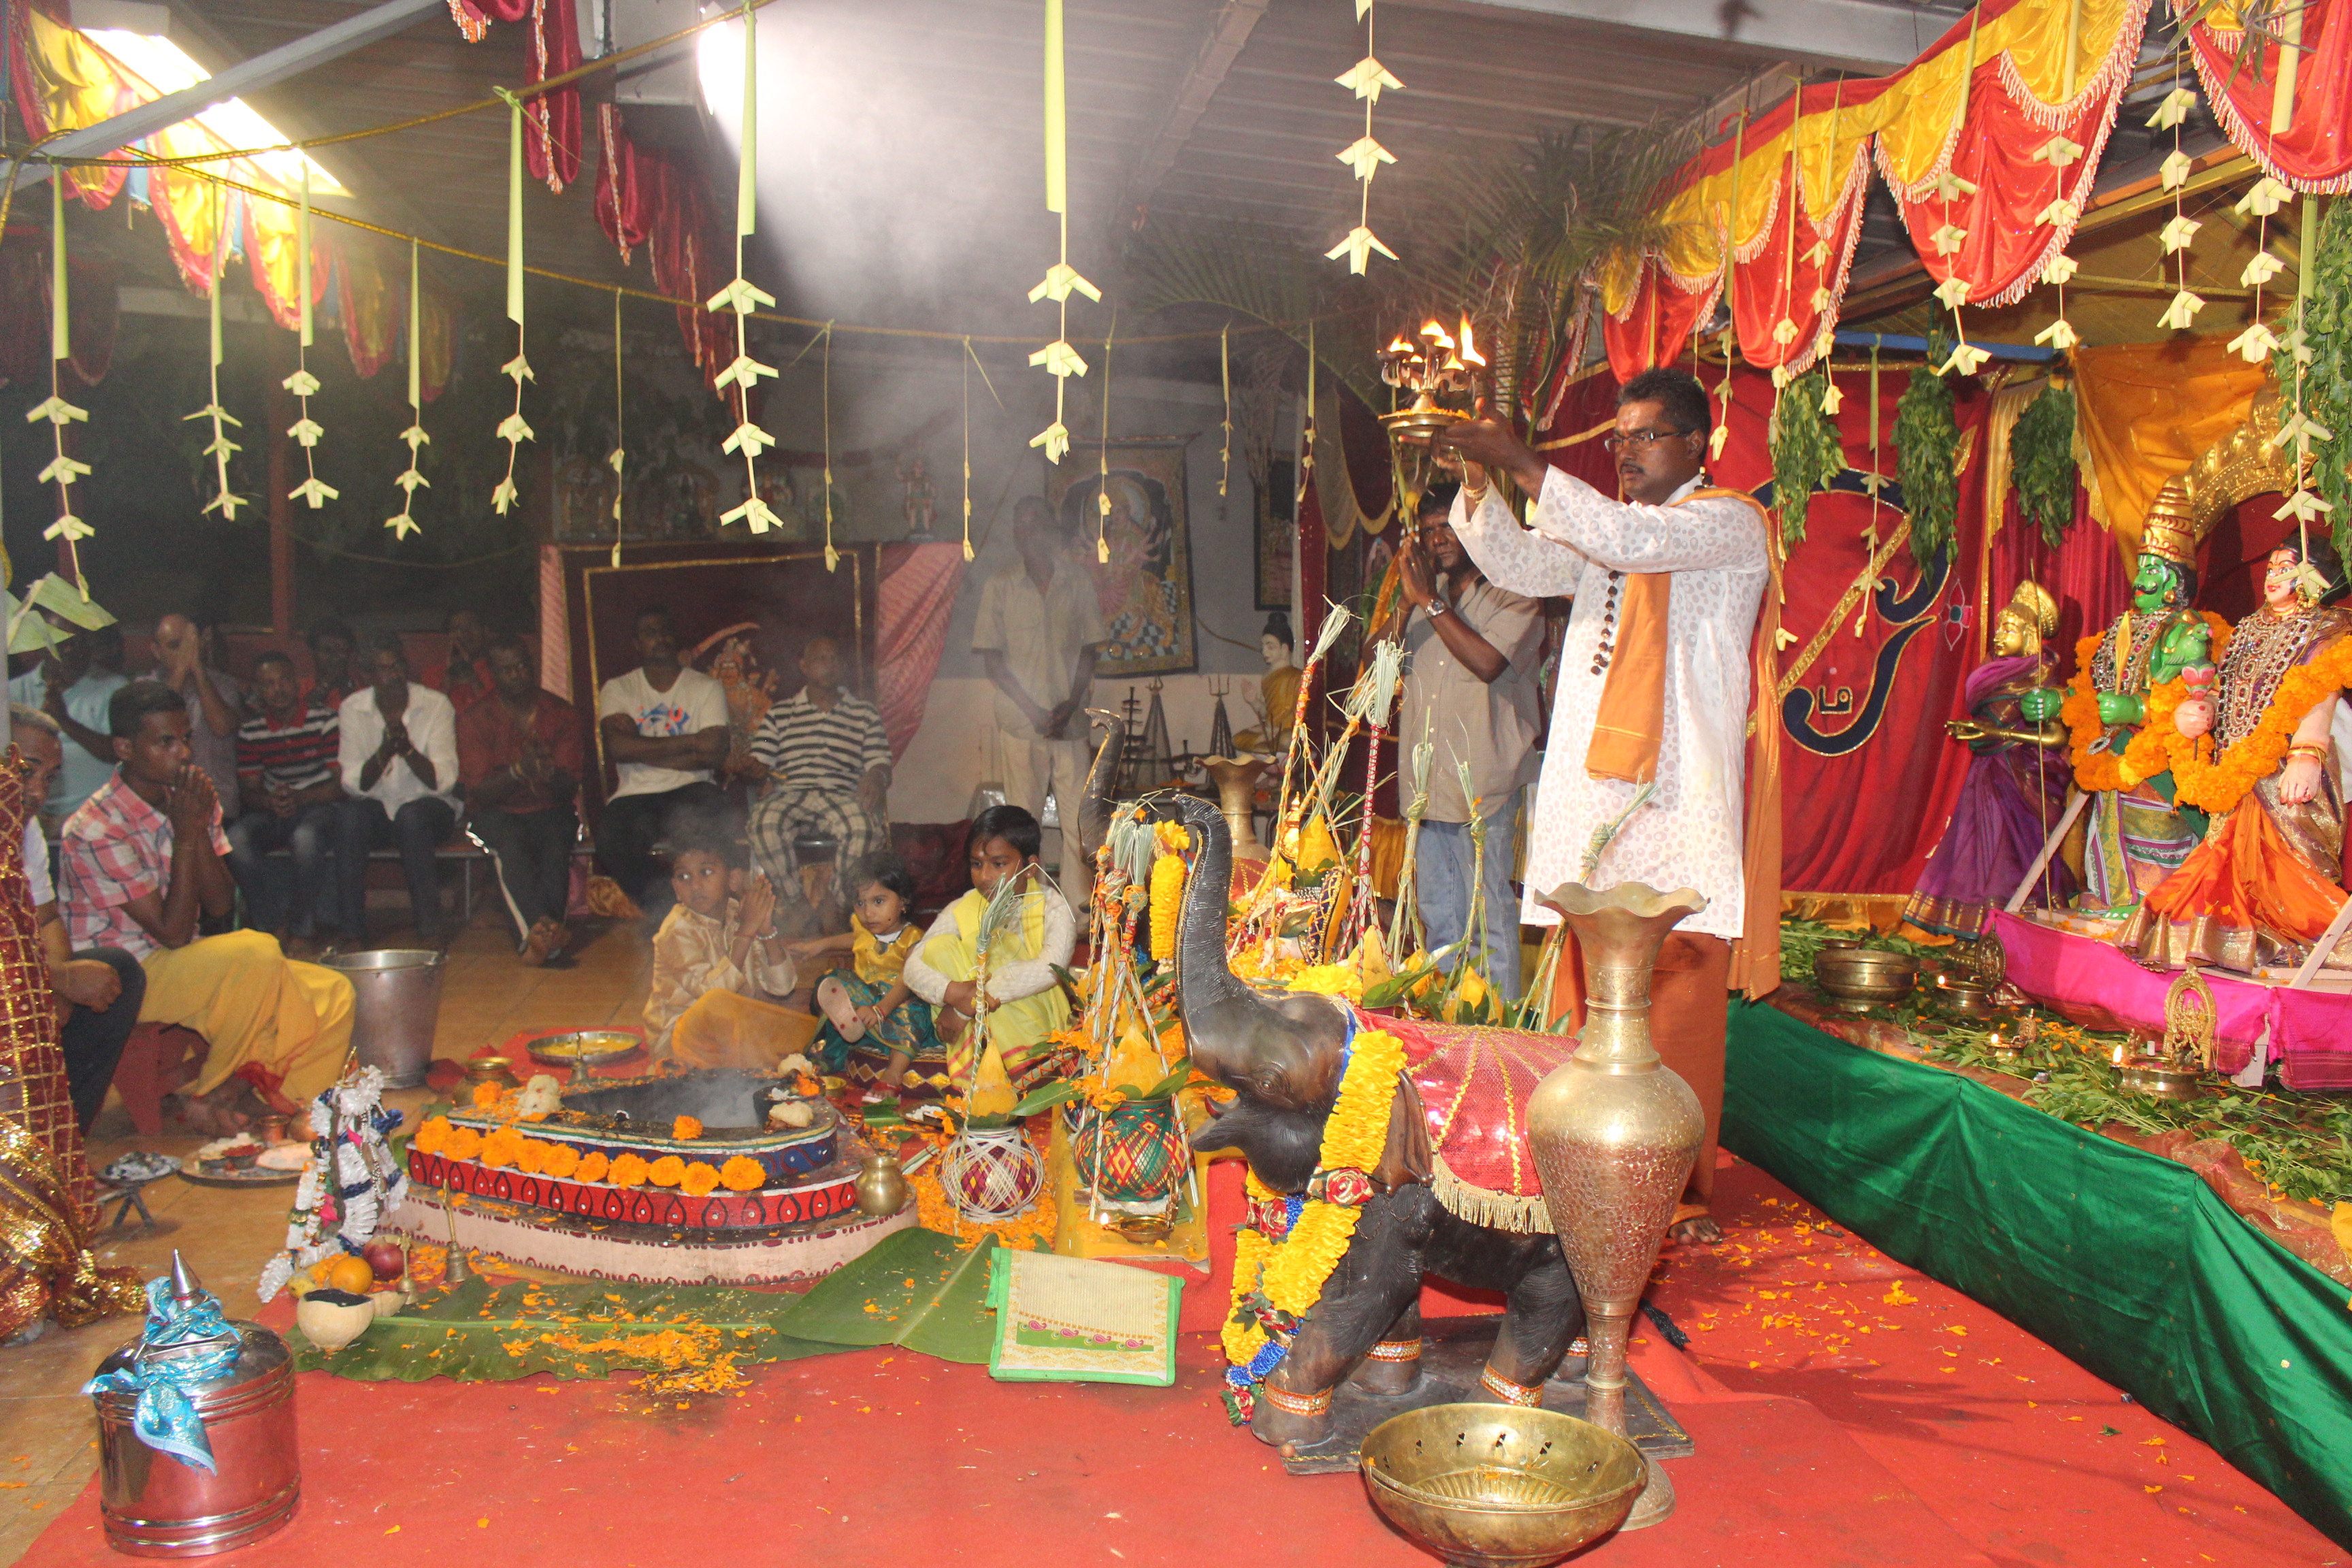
[1448,0,1942,71]
[15,0,446,191]
[1115,0,1272,233]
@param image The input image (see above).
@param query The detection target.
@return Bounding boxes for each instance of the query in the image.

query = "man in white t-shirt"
[595,605,734,917]
[335,632,461,945]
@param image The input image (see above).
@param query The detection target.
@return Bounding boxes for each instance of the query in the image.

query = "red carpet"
[25,1161,2340,1567]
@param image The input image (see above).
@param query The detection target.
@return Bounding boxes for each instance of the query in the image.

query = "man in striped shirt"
[745,636,892,892]
[226,651,346,957]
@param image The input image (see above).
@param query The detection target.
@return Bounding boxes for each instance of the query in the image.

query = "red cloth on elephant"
[1369,1010,1573,1233]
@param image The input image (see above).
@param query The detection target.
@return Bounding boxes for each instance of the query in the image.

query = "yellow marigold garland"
[1223,1026,1407,1411]
[649,1155,687,1188]
[719,1156,766,1191]
[2063,616,2234,794]
[681,1161,722,1196]
[575,1151,610,1183]
[1149,835,1187,962]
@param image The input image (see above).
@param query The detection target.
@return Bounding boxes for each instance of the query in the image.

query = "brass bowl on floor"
[1358,1405,1646,1568]
[1812,949,1918,1013]
[524,1030,645,1069]
[1928,975,1997,1020]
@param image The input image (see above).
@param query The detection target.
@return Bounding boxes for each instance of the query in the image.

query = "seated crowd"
[16,592,1095,1129]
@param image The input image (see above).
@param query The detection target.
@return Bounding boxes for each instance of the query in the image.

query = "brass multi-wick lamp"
[1379,316,1486,515]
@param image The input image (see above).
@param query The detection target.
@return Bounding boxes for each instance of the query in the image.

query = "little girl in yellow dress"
[798,853,945,1102]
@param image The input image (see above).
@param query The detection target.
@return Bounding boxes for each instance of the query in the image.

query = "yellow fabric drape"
[141,932,354,1107]
[2068,336,2268,567]
[1650,0,2137,282]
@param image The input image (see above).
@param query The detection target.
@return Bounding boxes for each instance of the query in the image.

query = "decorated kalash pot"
[84,1253,299,1557]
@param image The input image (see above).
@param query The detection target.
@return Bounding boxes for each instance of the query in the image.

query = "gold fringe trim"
[1431,1152,1550,1235]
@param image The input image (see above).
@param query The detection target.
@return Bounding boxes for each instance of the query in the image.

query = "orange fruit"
[325,1255,376,1296]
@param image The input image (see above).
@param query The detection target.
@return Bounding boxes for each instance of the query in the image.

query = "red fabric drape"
[1602,272,1719,383]
[454,0,581,192]
[1713,362,1989,898]
[2186,0,2352,193]
[1728,146,1872,371]
[595,104,732,385]
[1886,50,2132,310]
[874,542,970,760]
[1986,485,2129,672]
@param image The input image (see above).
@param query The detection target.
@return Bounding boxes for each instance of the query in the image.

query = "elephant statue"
[1174,796,1589,1452]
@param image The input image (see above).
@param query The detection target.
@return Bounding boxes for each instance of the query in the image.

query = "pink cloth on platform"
[2269,988,2352,1092]
[1991,912,2269,1075]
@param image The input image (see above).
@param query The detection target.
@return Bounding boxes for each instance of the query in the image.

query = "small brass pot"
[1932,976,1998,1020]
[1812,949,1917,1013]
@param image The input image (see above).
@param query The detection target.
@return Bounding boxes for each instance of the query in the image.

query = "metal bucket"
[323,949,444,1088]
[92,1326,299,1557]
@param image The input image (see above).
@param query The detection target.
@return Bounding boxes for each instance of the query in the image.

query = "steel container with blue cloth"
[86,1256,299,1557]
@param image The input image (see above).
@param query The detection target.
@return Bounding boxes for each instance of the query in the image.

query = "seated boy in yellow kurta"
[643,838,816,1068]
[900,805,1073,1090]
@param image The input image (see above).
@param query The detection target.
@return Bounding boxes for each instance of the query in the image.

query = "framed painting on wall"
[1258,457,1295,610]
[1046,437,1197,676]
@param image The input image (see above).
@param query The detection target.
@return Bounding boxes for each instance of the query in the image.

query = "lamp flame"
[1458,318,1484,369]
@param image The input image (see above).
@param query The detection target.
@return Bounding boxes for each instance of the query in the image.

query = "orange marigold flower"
[412,1115,453,1156]
[471,1081,502,1108]
[574,1151,610,1183]
[718,1156,765,1192]
[649,1155,687,1188]
[681,1162,722,1196]
[480,1127,526,1169]
[610,1153,651,1188]
[540,1143,581,1179]
[441,1126,484,1161]
[673,1115,703,1140]
[512,1139,546,1175]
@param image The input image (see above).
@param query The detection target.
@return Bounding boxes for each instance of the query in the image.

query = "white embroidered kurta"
[1452,470,1768,941]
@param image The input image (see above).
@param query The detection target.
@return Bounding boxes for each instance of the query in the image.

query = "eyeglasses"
[1601,427,1694,455]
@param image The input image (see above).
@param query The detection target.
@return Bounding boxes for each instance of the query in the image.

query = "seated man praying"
[61,681,355,1134]
[458,634,586,968]
[901,804,1073,1092]
[336,632,461,945]
[643,833,814,1068]
[15,705,145,1133]
[227,649,346,958]
[745,635,892,894]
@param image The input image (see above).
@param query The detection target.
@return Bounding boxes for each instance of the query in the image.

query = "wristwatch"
[1426,600,1451,617]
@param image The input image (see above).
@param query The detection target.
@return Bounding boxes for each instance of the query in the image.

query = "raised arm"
[1525,470,1767,574]
[1450,487,1588,599]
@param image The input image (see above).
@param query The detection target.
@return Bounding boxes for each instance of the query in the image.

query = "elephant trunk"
[1171,795,1352,1113]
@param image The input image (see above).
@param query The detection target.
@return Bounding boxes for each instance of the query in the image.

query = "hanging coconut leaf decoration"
[1897,331,1963,569]
[2010,380,2078,550]
[2301,197,2352,564]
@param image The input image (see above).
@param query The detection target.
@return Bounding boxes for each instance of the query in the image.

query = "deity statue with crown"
[1900,580,2075,940]
[2059,483,2223,915]
[2116,532,2352,972]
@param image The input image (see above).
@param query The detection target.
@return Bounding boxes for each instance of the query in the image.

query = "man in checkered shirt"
[745,636,892,894]
[61,681,353,1136]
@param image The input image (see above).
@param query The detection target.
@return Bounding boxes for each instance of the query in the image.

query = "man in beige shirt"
[1396,480,1544,994]
[972,498,1107,896]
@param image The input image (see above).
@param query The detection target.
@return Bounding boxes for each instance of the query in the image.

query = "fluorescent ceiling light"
[82,28,348,197]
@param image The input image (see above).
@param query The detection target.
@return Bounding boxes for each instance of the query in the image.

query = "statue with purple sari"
[1901,582,2074,939]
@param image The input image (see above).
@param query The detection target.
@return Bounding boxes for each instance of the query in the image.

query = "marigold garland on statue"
[1221,1026,1405,1421]
[2061,615,2248,800]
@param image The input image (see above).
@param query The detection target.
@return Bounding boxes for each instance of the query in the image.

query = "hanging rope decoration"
[958,335,1000,563]
[1297,317,1316,513]
[1027,0,1096,466]
[819,320,837,571]
[1327,0,1399,274]
[709,0,785,536]
[490,88,535,517]
[30,178,93,551]
[1095,308,1116,565]
[608,287,625,566]
[1925,10,1993,379]
[283,169,337,510]
[387,239,428,538]
[2272,197,2338,575]
[2151,48,2205,335]
[186,189,244,521]
[1218,322,1232,497]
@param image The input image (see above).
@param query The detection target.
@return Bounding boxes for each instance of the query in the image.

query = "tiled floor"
[0,906,655,1565]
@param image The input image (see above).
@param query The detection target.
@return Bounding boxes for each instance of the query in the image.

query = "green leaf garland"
[2010,380,2078,550]
[2301,197,2352,564]
[1896,335,1961,569]
[1769,369,1844,546]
